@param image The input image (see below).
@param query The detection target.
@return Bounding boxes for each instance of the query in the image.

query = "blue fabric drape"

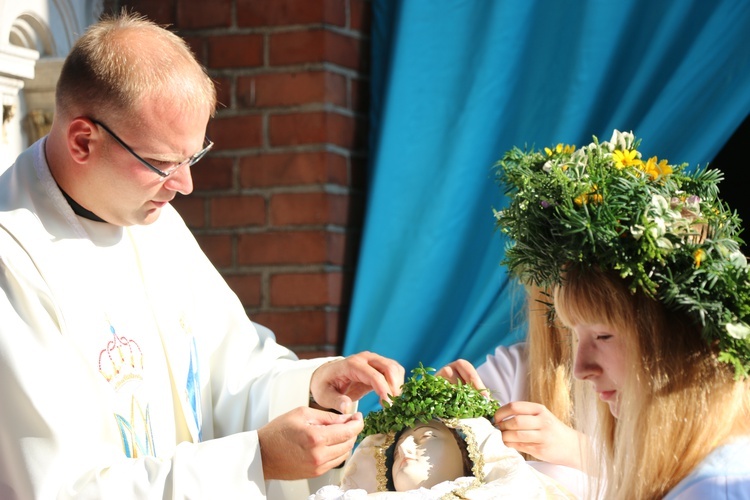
[344,0,750,413]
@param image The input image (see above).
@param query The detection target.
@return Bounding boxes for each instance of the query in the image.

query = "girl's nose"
[573,339,601,381]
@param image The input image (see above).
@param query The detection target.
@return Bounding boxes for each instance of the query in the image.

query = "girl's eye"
[596,334,613,341]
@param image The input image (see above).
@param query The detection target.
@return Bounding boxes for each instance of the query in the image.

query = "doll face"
[571,322,628,418]
[392,419,466,491]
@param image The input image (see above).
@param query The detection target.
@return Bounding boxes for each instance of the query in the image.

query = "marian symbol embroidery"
[99,322,144,390]
[99,321,155,457]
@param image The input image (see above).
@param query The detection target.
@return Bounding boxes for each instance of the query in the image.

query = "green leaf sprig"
[361,364,500,438]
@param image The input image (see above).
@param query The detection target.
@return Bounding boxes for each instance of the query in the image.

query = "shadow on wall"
[711,113,750,254]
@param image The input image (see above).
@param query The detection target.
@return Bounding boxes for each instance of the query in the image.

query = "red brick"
[208,115,263,150]
[237,230,345,265]
[212,77,232,112]
[251,310,329,345]
[270,272,343,306]
[211,195,266,227]
[181,36,205,65]
[269,30,361,70]
[171,196,205,228]
[239,151,348,188]
[270,192,349,226]
[195,234,233,267]
[237,71,347,109]
[323,309,341,345]
[269,111,355,148]
[350,0,371,33]
[192,156,234,190]
[252,310,342,348]
[122,0,176,25]
[296,349,338,359]
[237,0,346,27]
[177,0,231,28]
[225,273,262,307]
[207,34,264,69]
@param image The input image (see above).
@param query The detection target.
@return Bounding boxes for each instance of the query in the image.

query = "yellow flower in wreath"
[612,149,642,169]
[694,248,706,268]
[642,156,673,180]
[544,143,576,156]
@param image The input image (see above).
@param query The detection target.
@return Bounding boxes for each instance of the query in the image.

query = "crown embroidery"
[99,322,144,390]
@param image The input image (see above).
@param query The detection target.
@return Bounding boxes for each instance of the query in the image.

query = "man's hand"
[258,407,364,480]
[436,359,488,395]
[494,401,586,470]
[310,351,404,414]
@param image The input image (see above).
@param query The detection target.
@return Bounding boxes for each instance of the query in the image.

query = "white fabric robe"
[0,139,340,499]
[476,342,528,405]
[476,342,590,498]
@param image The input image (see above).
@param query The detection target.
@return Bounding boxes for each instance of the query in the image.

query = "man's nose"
[164,164,194,195]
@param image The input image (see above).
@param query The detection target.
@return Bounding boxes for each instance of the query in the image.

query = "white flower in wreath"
[726,322,750,340]
[608,129,636,152]
[728,250,749,268]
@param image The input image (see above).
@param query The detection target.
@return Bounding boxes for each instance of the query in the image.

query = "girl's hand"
[494,401,586,470]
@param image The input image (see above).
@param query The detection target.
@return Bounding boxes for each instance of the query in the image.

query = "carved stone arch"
[0,0,102,163]
[10,13,61,145]
[9,12,57,56]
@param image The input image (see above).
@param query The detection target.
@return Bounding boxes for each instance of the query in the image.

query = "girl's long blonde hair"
[554,266,750,499]
[525,285,575,429]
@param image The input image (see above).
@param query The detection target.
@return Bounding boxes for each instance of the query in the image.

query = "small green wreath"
[361,364,500,438]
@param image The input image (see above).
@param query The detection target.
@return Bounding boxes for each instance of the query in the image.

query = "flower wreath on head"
[494,129,750,378]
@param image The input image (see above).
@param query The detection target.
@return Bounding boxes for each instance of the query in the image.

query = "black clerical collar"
[59,188,107,223]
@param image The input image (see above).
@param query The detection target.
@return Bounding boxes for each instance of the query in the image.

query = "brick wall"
[108,0,371,358]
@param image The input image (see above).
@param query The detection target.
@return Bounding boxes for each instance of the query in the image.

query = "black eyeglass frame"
[90,118,213,179]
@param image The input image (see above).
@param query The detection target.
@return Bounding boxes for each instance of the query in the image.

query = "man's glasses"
[91,119,213,179]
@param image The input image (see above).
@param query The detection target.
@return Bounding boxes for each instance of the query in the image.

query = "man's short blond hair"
[56,10,216,123]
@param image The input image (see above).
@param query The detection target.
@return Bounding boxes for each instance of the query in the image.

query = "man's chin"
[140,207,163,225]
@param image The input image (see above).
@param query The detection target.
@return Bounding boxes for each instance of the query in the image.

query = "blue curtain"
[344,0,750,413]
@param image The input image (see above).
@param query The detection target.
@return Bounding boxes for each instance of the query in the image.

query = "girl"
[496,129,750,498]
[555,266,750,498]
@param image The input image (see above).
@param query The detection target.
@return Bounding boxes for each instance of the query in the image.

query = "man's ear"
[67,117,98,164]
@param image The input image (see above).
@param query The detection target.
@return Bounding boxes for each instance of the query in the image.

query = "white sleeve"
[476,342,529,404]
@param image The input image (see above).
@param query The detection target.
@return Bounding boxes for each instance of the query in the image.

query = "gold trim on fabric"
[375,432,395,492]
[441,418,484,499]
